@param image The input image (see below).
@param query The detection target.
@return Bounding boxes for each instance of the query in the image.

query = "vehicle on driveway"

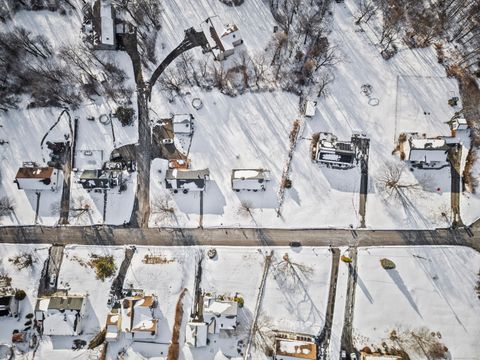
[49,273,57,288]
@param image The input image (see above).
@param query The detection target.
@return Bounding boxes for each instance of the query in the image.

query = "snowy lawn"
[57,245,125,335]
[353,246,480,359]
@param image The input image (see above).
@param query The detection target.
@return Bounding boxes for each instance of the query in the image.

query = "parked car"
[350,353,358,360]
[341,350,347,359]
[49,273,57,287]
[289,241,301,247]
[162,138,174,145]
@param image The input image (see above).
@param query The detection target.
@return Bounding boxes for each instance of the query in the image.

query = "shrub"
[89,255,116,281]
[283,178,292,189]
[380,258,396,270]
[115,106,135,126]
[15,289,26,301]
[233,296,244,308]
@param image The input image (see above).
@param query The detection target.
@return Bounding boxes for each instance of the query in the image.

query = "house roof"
[203,297,238,317]
[186,321,208,347]
[232,169,270,180]
[275,338,317,360]
[99,0,115,45]
[15,167,53,179]
[46,295,85,311]
[42,310,79,336]
[166,169,210,180]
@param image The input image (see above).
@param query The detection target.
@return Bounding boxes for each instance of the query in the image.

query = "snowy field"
[0,7,138,227]
[353,246,480,359]
[147,0,474,229]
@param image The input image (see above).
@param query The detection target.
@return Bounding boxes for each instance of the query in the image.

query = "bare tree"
[316,70,334,97]
[355,0,378,25]
[0,196,14,216]
[274,253,313,290]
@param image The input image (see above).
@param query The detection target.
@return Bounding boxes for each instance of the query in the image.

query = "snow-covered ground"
[147,0,473,229]
[104,246,332,360]
[0,7,138,227]
[57,245,125,334]
[0,244,50,342]
[353,246,480,359]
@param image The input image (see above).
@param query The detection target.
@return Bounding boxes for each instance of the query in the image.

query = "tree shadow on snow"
[386,269,422,318]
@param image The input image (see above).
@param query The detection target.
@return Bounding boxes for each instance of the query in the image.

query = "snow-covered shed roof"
[172,114,193,133]
[100,0,115,46]
[166,169,210,180]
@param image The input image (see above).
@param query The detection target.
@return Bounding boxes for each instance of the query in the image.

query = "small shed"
[231,169,270,191]
[304,100,317,117]
[93,0,116,50]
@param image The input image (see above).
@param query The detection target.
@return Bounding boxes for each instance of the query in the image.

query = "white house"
[202,17,243,60]
[273,331,317,360]
[15,166,61,191]
[165,169,210,193]
[35,294,87,336]
[231,169,270,191]
[172,114,194,135]
[203,295,238,334]
[404,135,450,169]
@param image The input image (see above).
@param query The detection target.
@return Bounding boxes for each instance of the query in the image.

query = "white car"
[350,353,358,360]
[49,273,57,287]
[162,138,174,145]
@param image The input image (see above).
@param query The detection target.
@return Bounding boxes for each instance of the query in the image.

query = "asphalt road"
[0,225,478,251]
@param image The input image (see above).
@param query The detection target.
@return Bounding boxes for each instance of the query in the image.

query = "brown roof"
[15,167,54,179]
[275,338,317,359]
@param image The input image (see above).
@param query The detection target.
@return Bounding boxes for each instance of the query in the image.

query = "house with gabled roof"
[165,169,210,193]
[34,294,87,336]
[15,165,61,191]
[231,169,270,191]
[273,331,318,360]
[201,17,243,61]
